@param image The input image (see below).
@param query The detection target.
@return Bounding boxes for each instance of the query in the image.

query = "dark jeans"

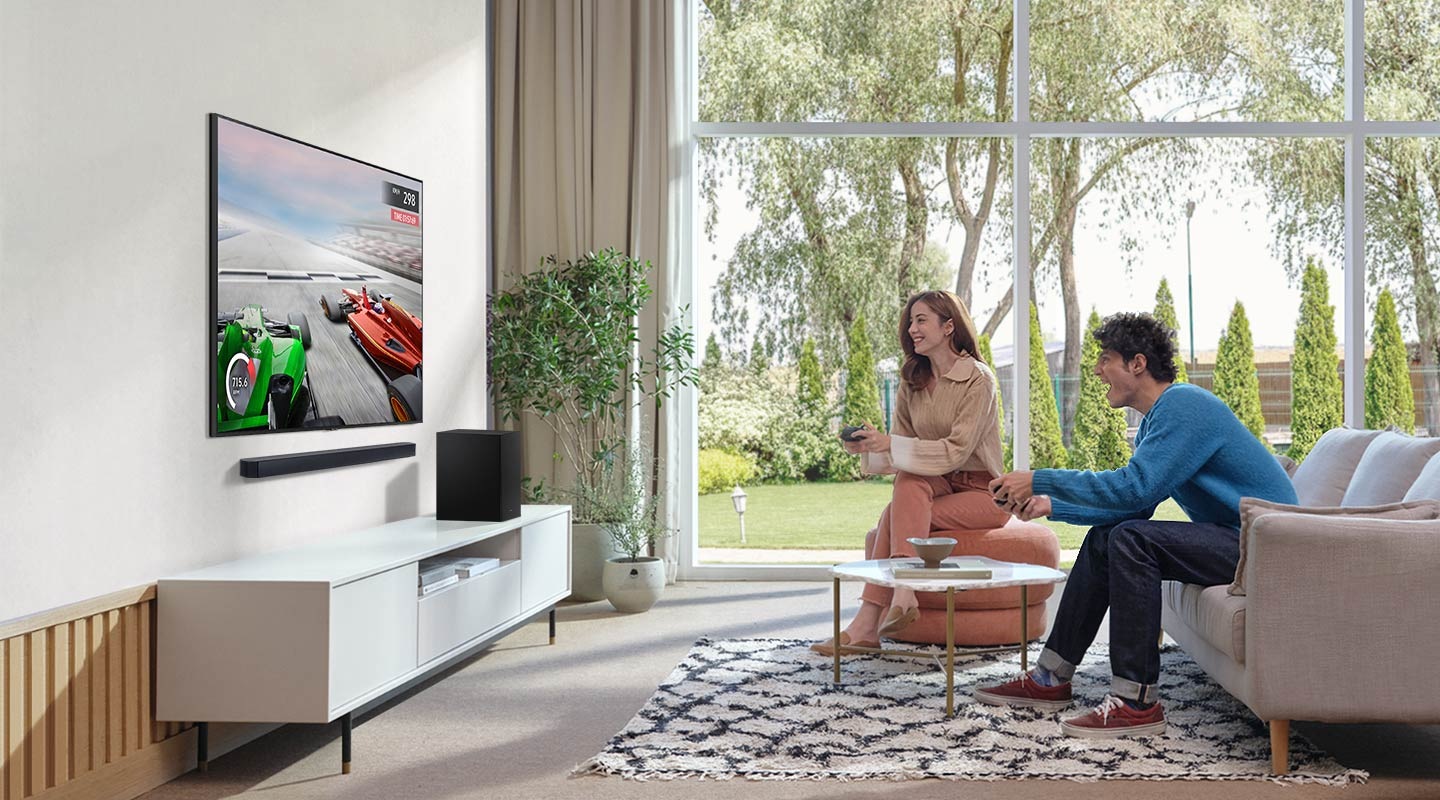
[1036,519,1240,703]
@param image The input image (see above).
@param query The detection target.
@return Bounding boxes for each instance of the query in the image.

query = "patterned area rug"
[575,637,1366,784]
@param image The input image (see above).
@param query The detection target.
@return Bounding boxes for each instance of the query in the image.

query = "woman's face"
[907,300,953,358]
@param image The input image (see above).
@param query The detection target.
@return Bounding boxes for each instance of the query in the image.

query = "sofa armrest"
[1243,512,1440,722]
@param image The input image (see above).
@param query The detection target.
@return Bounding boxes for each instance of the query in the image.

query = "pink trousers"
[860,470,1010,608]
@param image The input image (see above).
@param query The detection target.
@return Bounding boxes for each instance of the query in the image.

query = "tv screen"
[210,114,423,436]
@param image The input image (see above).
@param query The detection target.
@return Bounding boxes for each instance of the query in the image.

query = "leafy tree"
[1028,303,1068,469]
[796,338,826,417]
[1288,260,1342,462]
[749,337,769,375]
[1153,278,1189,384]
[843,314,885,432]
[1366,288,1416,433]
[1070,309,1131,471]
[1248,1,1440,431]
[703,333,723,372]
[699,0,1235,382]
[1213,301,1267,442]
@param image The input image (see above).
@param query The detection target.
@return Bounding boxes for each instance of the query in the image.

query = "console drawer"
[416,560,523,664]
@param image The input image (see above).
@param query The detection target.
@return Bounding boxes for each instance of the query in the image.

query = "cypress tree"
[1214,300,1268,442]
[1029,303,1069,469]
[1288,260,1343,462]
[1070,309,1131,470]
[702,333,723,372]
[749,337,769,375]
[1366,288,1415,433]
[977,333,1012,470]
[1153,278,1190,383]
[843,314,885,431]
[796,338,826,418]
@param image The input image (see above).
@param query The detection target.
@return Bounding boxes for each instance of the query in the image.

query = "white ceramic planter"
[602,557,666,613]
[570,522,620,602]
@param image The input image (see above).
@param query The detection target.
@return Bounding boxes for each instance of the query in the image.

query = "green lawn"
[699,481,1189,551]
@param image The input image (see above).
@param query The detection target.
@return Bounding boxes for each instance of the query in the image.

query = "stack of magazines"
[416,556,503,596]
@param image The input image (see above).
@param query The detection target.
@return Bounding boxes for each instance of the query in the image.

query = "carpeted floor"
[139,581,1440,800]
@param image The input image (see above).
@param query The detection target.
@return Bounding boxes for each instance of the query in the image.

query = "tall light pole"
[1185,200,1197,366]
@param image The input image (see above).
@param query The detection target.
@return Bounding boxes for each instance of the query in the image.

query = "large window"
[682,0,1424,579]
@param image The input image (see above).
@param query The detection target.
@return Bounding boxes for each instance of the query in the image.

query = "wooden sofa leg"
[1270,720,1290,775]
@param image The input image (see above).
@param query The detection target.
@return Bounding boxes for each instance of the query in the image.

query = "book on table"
[418,560,459,588]
[452,556,500,578]
[418,574,460,595]
[891,558,993,580]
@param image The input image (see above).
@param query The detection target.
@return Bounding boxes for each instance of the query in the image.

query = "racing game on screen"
[211,114,423,435]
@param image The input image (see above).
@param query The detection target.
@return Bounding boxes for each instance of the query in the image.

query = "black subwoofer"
[437,429,521,521]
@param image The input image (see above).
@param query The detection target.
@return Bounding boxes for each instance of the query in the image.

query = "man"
[980,312,1295,737]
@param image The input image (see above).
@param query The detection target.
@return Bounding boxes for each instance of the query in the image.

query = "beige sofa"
[1160,427,1440,775]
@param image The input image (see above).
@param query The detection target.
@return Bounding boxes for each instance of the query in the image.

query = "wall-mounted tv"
[210,114,423,436]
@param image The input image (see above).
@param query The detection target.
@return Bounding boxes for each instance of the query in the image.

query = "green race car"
[215,304,326,433]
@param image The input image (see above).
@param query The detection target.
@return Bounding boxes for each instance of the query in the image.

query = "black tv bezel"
[208,112,424,437]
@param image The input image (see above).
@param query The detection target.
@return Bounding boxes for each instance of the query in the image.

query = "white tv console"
[156,505,571,773]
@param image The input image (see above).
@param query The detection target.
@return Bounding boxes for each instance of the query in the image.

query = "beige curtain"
[493,0,681,579]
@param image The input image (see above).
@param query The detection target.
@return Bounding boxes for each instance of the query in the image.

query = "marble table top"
[831,556,1068,592]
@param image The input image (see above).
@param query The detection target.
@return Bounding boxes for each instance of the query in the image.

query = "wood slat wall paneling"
[0,586,204,800]
[72,621,89,778]
[105,611,121,766]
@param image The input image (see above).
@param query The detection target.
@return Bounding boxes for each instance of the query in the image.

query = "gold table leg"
[946,587,955,717]
[1020,584,1029,672]
[833,577,841,685]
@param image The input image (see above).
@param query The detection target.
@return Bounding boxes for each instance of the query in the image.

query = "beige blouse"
[861,355,1005,478]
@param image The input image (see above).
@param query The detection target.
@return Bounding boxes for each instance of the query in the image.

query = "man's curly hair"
[1092,312,1178,383]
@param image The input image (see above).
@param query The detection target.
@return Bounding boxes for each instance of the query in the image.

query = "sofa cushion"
[1229,497,1440,596]
[1403,453,1440,501]
[1163,582,1247,664]
[1341,431,1440,506]
[1289,427,1383,506]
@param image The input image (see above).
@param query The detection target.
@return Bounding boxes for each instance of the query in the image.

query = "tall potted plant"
[488,249,696,600]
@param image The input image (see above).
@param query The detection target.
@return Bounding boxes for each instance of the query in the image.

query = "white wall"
[0,0,489,622]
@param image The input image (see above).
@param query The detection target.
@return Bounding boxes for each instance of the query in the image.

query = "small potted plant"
[572,456,672,613]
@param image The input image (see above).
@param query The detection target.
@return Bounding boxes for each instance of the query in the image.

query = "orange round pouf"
[888,518,1061,647]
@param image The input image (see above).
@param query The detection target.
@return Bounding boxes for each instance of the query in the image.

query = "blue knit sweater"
[1033,383,1296,529]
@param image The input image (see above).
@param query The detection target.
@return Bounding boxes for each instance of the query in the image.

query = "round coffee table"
[829,556,1068,716]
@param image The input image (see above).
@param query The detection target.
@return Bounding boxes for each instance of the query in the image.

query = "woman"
[811,290,1009,655]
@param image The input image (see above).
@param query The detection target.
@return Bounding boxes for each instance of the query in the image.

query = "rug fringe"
[571,759,1368,785]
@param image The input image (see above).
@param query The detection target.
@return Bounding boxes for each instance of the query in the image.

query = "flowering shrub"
[698,449,758,494]
[700,363,861,482]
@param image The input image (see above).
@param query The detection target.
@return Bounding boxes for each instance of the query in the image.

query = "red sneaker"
[1060,695,1167,738]
[973,673,1073,710]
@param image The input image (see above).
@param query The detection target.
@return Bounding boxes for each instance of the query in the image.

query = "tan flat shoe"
[877,605,920,638]
[809,631,880,656]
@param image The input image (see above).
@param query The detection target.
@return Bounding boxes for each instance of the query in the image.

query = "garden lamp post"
[1185,199,1197,366]
[730,484,748,545]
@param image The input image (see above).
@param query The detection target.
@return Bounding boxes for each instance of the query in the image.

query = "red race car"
[319,286,423,422]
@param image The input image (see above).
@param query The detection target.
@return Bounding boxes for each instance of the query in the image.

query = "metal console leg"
[197,721,208,773]
[341,713,352,774]
[549,607,557,645]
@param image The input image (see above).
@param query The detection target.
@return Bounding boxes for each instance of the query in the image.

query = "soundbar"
[239,442,416,479]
